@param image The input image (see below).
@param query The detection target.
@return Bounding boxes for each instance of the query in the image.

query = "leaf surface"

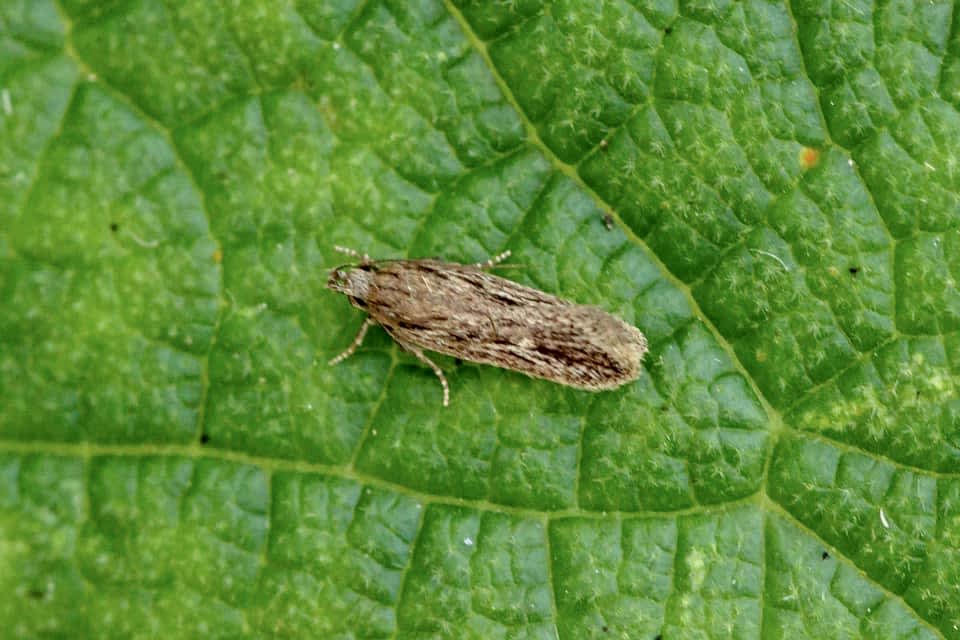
[2,0,959,637]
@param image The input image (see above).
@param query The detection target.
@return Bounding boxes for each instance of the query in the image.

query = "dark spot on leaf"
[664,26,673,34]
[848,266,859,275]
[200,433,210,445]
[655,635,663,640]
[454,358,463,366]
[661,405,669,412]
[602,213,614,230]
[602,625,609,632]
[28,588,44,600]
[110,222,119,232]
[822,550,830,559]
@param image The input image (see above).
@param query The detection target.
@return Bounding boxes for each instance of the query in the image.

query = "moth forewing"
[326,250,648,407]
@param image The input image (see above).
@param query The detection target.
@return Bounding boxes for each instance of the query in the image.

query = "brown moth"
[327,246,648,406]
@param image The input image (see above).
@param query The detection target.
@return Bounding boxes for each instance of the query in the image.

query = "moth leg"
[329,317,376,365]
[333,245,372,264]
[473,249,511,270]
[404,344,450,407]
[376,324,450,407]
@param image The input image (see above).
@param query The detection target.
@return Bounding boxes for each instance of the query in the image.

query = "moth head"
[327,264,373,300]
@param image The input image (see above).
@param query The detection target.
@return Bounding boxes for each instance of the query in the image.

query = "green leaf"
[2,0,959,637]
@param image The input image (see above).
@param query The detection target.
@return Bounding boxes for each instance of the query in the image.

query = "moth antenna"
[333,245,372,264]
[473,250,512,270]
[483,262,524,271]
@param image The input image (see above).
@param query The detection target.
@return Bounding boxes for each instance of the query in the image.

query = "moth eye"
[328,269,346,288]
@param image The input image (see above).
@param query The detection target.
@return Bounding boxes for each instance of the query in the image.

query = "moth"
[327,247,648,406]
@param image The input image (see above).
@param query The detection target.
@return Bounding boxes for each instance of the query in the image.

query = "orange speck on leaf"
[213,248,223,264]
[800,147,820,169]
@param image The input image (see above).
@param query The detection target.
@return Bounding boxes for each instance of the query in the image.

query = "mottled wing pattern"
[366,260,647,389]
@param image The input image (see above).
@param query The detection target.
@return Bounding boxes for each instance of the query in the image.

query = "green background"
[2,0,960,637]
